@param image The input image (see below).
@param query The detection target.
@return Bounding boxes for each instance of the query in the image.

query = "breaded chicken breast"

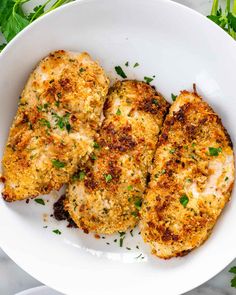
[65,81,170,234]
[2,50,109,201]
[140,90,235,259]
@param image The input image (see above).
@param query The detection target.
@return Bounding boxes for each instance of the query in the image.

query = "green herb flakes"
[208,147,222,156]
[134,198,142,210]
[125,61,129,67]
[169,148,176,154]
[180,194,189,207]
[144,76,154,84]
[116,108,121,115]
[104,174,112,183]
[152,99,158,105]
[115,66,127,79]
[34,198,45,205]
[133,62,139,68]
[93,142,100,149]
[53,229,61,235]
[171,93,177,101]
[52,159,66,168]
[127,185,133,191]
[39,118,51,129]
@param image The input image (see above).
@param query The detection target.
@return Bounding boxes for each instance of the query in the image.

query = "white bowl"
[0,0,236,294]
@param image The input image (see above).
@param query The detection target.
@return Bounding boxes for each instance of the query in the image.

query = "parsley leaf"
[53,229,62,235]
[208,147,222,156]
[171,93,177,101]
[34,198,45,205]
[115,66,127,79]
[180,194,189,207]
[104,174,112,183]
[116,108,121,115]
[134,198,142,210]
[229,267,236,274]
[133,62,139,68]
[52,159,66,168]
[144,76,154,84]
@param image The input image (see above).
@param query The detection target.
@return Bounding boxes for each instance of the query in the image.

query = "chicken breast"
[65,80,170,234]
[2,50,109,201]
[140,90,235,259]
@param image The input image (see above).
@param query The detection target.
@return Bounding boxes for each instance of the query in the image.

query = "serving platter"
[0,0,236,294]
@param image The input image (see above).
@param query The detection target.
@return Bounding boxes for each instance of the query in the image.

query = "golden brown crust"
[141,91,235,259]
[2,50,109,201]
[65,80,170,234]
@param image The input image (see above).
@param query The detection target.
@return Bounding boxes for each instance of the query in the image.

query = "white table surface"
[0,1,235,294]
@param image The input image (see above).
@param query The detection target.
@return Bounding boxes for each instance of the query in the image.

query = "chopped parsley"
[133,62,139,68]
[208,147,222,156]
[229,267,236,288]
[230,267,236,274]
[39,118,51,129]
[225,176,229,181]
[180,194,189,207]
[115,66,127,79]
[152,99,158,105]
[52,159,66,168]
[53,113,71,132]
[125,61,129,67]
[91,154,97,160]
[134,198,142,210]
[154,169,166,178]
[34,198,45,205]
[144,76,154,84]
[53,229,61,235]
[169,148,176,154]
[118,232,126,247]
[130,229,133,237]
[57,92,62,98]
[116,108,121,115]
[72,171,86,181]
[104,174,112,183]
[79,67,85,72]
[131,211,138,217]
[186,178,192,183]
[171,93,177,101]
[127,185,133,191]
[93,142,100,149]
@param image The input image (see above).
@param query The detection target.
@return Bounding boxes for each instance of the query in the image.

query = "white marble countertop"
[1,1,236,294]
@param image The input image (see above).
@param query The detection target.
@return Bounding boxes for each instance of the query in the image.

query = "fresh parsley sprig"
[207,0,236,39]
[0,0,74,51]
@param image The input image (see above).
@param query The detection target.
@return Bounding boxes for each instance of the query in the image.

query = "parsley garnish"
[52,159,66,168]
[73,171,86,180]
[131,211,138,217]
[133,62,139,68]
[127,185,133,191]
[171,93,177,101]
[225,176,229,181]
[229,267,236,288]
[53,113,71,132]
[169,148,176,154]
[207,0,236,40]
[144,76,154,84]
[39,118,51,129]
[53,229,61,235]
[79,67,85,72]
[91,153,97,160]
[116,108,121,115]
[115,66,127,78]
[0,0,73,53]
[34,198,45,205]
[93,142,100,149]
[152,99,158,105]
[134,198,142,210]
[208,147,222,156]
[104,174,112,183]
[180,194,189,207]
[125,61,129,67]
